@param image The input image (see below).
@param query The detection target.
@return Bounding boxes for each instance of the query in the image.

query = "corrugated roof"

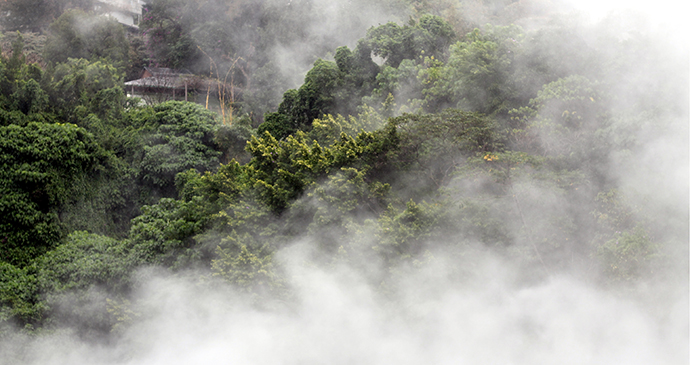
[125,68,194,89]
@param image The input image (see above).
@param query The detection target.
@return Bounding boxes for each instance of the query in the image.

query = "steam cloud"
[4,247,687,364]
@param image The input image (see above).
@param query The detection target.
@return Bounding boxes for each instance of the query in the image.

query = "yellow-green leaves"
[245,128,397,213]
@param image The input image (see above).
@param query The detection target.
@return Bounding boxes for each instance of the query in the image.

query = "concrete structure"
[94,0,146,29]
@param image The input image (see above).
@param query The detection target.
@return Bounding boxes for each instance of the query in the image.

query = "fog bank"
[4,248,687,364]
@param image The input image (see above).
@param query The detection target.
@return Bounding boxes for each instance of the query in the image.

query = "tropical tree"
[0,122,104,267]
[125,101,223,199]
[43,10,130,69]
[140,0,199,69]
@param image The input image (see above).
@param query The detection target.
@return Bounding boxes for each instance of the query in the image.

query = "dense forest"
[0,0,687,363]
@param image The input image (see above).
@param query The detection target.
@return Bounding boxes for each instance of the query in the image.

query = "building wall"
[97,0,146,14]
[95,0,146,27]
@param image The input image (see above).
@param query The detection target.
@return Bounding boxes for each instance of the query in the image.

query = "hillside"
[0,0,688,363]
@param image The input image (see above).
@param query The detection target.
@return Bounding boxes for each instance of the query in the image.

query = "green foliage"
[214,190,274,241]
[245,131,335,213]
[374,193,514,262]
[391,109,503,190]
[140,0,200,69]
[57,164,136,238]
[592,189,639,235]
[246,120,399,214]
[0,122,103,266]
[11,78,48,115]
[265,15,456,138]
[43,10,129,69]
[508,75,611,185]
[45,76,134,238]
[423,24,526,115]
[309,110,384,147]
[368,59,424,115]
[0,34,50,115]
[375,200,445,261]
[366,14,456,68]
[263,59,341,139]
[308,167,390,247]
[176,160,245,214]
[333,41,380,115]
[0,0,59,32]
[126,198,211,267]
[125,35,148,82]
[466,150,541,185]
[312,167,387,216]
[214,115,255,164]
[212,244,274,289]
[126,101,222,198]
[211,231,280,298]
[32,231,128,336]
[47,58,125,123]
[597,225,659,283]
[0,109,27,126]
[510,75,602,150]
[0,262,43,330]
[106,297,139,334]
[455,198,512,246]
[37,231,130,294]
[258,110,296,142]
[259,14,457,124]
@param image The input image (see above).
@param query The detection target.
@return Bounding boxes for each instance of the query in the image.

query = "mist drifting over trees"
[0,0,687,363]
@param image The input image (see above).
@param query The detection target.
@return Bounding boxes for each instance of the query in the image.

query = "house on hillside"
[125,68,236,120]
[125,67,199,103]
[94,0,147,29]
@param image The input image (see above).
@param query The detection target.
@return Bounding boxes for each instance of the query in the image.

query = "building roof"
[142,67,193,77]
[125,67,194,89]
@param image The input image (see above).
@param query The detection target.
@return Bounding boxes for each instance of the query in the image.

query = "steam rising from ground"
[560,0,689,35]
[5,246,687,364]
[263,0,407,88]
